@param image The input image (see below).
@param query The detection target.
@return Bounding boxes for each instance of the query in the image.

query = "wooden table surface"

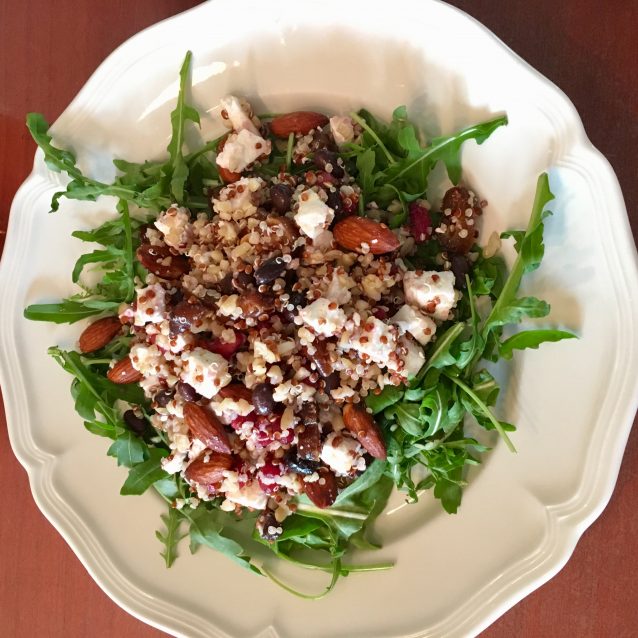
[1,1,636,636]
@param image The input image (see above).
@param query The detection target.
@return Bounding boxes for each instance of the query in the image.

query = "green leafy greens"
[23,50,576,595]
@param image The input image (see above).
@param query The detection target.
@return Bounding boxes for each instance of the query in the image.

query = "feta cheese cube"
[180,347,231,399]
[212,176,264,219]
[341,317,398,366]
[320,432,363,476]
[403,270,457,321]
[219,95,260,135]
[294,189,334,239]
[400,336,425,378]
[300,298,347,337]
[134,284,166,326]
[216,129,271,174]
[329,115,355,146]
[391,304,437,346]
[223,479,268,510]
[129,343,162,376]
[254,339,280,363]
[154,206,192,250]
[325,270,354,305]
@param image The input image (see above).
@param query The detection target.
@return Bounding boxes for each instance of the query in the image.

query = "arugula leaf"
[166,50,200,203]
[107,431,148,468]
[483,173,554,336]
[24,300,110,323]
[120,448,169,495]
[187,508,261,573]
[156,507,187,568]
[499,329,577,360]
[383,115,508,195]
[366,385,404,414]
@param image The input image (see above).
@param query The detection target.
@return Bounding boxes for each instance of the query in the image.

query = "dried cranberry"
[258,477,280,495]
[255,414,283,447]
[260,461,284,478]
[279,428,295,446]
[201,331,246,359]
[409,202,432,243]
[230,412,255,431]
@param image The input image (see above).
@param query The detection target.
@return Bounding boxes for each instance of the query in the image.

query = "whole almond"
[183,402,232,454]
[78,316,122,353]
[136,244,190,280]
[217,383,253,403]
[304,467,338,508]
[184,452,233,487]
[216,136,241,183]
[342,403,387,460]
[270,111,329,138]
[333,217,400,255]
[107,356,143,385]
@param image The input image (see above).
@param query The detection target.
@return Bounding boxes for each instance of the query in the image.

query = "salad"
[24,52,575,597]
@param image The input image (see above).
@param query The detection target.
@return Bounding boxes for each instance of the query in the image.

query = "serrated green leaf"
[120,448,169,495]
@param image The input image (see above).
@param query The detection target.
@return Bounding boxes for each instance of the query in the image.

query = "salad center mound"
[24,51,575,597]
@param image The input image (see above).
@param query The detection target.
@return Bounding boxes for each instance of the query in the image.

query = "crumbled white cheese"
[300,298,347,337]
[180,347,231,399]
[211,397,254,423]
[216,129,271,173]
[222,479,268,510]
[400,336,426,378]
[212,176,264,219]
[329,115,355,146]
[294,190,334,239]
[341,317,398,366]
[134,284,166,326]
[253,339,280,363]
[312,229,335,251]
[154,206,192,250]
[403,270,457,321]
[162,452,187,475]
[391,304,437,346]
[130,343,162,376]
[325,270,354,305]
[219,95,260,135]
[217,294,242,319]
[320,432,362,476]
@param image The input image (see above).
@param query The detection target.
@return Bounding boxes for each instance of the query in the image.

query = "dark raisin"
[232,271,254,292]
[450,254,470,289]
[322,372,340,395]
[270,183,293,214]
[239,292,275,318]
[154,389,174,408]
[308,340,333,377]
[299,401,319,426]
[257,509,282,542]
[169,300,206,335]
[254,256,287,286]
[288,291,306,309]
[285,449,320,476]
[177,382,200,402]
[123,410,147,436]
[218,273,234,295]
[325,188,344,219]
[252,383,276,415]
[308,130,337,152]
[313,149,344,178]
[297,424,321,461]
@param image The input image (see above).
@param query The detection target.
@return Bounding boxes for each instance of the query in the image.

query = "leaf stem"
[261,558,342,600]
[444,373,516,453]
[349,111,396,165]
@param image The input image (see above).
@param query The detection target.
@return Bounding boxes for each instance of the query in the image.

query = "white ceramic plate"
[2,1,638,636]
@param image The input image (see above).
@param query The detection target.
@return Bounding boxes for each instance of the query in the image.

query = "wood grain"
[0,1,636,636]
